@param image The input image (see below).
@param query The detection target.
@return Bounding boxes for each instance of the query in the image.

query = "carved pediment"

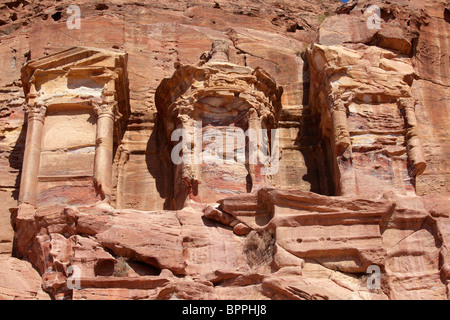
[21,47,130,121]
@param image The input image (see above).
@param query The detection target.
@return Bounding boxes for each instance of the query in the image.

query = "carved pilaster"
[398,97,426,177]
[92,101,117,202]
[328,94,356,196]
[329,96,351,158]
[247,108,260,192]
[19,103,48,206]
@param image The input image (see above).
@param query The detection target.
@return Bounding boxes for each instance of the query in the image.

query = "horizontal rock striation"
[0,0,448,300]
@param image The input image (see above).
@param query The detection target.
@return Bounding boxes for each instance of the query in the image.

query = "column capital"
[92,101,117,118]
[397,97,415,109]
[24,103,47,123]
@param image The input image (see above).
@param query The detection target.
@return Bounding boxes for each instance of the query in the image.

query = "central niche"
[154,40,283,208]
[193,94,252,204]
[40,105,97,177]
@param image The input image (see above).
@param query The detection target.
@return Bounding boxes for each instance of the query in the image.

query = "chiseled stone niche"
[155,40,283,207]
[19,47,130,208]
[40,107,97,177]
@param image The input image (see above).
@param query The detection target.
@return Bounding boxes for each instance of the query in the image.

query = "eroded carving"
[307,43,427,196]
[18,47,130,207]
[156,40,283,207]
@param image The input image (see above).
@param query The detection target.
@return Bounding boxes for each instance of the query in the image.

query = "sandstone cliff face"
[0,0,449,300]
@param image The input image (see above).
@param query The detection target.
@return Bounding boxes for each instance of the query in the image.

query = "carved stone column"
[18,103,47,206]
[247,108,261,192]
[329,98,351,158]
[398,97,426,177]
[329,95,356,196]
[93,102,116,202]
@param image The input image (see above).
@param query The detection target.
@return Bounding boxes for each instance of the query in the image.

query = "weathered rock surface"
[0,0,448,300]
[0,255,50,300]
[5,185,448,300]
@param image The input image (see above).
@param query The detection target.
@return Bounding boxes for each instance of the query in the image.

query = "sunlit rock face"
[0,0,449,300]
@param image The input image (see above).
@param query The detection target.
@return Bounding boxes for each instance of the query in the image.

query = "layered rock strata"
[0,0,448,300]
